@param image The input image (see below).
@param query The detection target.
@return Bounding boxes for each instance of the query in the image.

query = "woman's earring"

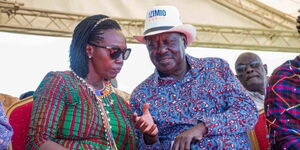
[88,56,92,59]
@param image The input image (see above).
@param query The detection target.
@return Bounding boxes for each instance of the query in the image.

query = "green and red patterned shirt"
[26,71,136,150]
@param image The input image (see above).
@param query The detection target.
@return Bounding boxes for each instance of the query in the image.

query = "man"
[265,15,300,149]
[131,5,258,150]
[235,52,268,110]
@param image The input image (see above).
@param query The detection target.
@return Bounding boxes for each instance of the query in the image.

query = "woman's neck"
[85,73,104,90]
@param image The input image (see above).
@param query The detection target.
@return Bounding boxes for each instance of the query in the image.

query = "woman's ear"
[86,44,94,59]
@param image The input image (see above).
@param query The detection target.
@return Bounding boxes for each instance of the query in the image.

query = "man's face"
[145,32,187,76]
[235,53,267,92]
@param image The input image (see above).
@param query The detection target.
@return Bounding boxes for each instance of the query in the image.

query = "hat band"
[144,26,174,35]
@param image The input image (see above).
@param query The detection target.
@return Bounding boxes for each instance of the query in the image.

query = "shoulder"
[188,55,229,69]
[269,58,297,85]
[131,74,155,99]
[188,56,231,75]
[45,70,72,78]
[114,88,131,104]
[200,57,229,68]
[36,71,73,93]
[42,71,74,82]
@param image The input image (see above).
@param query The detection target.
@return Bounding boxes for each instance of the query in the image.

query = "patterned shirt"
[26,71,136,150]
[131,55,258,150]
[0,102,13,150]
[265,56,300,150]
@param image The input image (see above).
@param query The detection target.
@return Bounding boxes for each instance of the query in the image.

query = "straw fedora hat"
[134,5,196,44]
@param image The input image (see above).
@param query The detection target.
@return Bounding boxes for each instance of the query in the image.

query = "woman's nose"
[114,55,124,64]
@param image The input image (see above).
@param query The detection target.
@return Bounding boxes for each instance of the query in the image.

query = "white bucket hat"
[134,5,196,44]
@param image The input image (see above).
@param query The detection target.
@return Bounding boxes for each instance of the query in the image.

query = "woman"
[26,14,136,150]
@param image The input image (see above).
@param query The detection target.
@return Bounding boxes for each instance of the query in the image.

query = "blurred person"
[265,55,300,149]
[131,5,258,150]
[0,102,13,150]
[26,14,136,150]
[264,15,300,149]
[111,78,131,103]
[235,52,268,110]
[0,93,18,112]
[19,91,34,100]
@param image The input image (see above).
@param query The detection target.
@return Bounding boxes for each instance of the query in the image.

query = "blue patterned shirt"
[131,55,258,149]
[0,102,13,150]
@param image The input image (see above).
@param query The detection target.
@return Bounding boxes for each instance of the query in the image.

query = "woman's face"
[87,29,127,80]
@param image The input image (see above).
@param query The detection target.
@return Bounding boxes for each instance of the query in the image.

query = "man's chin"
[246,81,264,90]
[246,76,261,82]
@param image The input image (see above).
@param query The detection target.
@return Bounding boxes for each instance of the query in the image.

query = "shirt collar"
[153,54,202,85]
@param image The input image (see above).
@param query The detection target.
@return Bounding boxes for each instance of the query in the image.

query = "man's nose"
[245,65,254,73]
[157,43,168,54]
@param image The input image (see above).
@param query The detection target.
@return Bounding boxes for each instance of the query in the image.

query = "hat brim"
[134,24,196,45]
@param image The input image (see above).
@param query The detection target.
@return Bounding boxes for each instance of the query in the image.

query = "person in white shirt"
[235,52,268,110]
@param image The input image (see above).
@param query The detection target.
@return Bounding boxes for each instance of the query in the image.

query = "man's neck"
[249,88,265,96]
[160,59,190,80]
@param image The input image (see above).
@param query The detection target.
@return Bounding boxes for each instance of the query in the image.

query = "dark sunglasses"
[236,61,262,73]
[88,43,131,60]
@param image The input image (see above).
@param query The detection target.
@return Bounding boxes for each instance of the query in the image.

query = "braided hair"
[69,14,121,78]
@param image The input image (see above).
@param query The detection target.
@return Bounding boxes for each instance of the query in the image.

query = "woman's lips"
[111,67,121,74]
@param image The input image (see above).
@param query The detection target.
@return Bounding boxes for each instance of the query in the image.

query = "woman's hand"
[172,122,207,150]
[133,103,158,144]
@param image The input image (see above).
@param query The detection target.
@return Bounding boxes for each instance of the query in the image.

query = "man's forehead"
[237,53,262,64]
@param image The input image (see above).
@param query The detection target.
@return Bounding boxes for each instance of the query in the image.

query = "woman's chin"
[107,74,118,79]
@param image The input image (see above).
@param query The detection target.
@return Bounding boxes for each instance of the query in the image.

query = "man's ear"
[182,35,187,48]
[263,64,268,74]
[236,74,241,81]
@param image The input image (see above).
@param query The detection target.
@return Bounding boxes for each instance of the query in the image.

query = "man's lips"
[158,57,172,63]
[246,75,260,81]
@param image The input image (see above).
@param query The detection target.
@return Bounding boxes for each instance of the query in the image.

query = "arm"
[201,58,258,136]
[171,122,207,150]
[130,89,161,149]
[172,58,257,150]
[26,72,67,150]
[133,103,158,145]
[265,67,300,149]
[0,103,13,150]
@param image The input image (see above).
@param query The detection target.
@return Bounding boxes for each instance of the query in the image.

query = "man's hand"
[133,103,158,144]
[172,122,207,150]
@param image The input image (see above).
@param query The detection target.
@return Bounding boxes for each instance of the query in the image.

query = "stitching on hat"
[144,26,174,35]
